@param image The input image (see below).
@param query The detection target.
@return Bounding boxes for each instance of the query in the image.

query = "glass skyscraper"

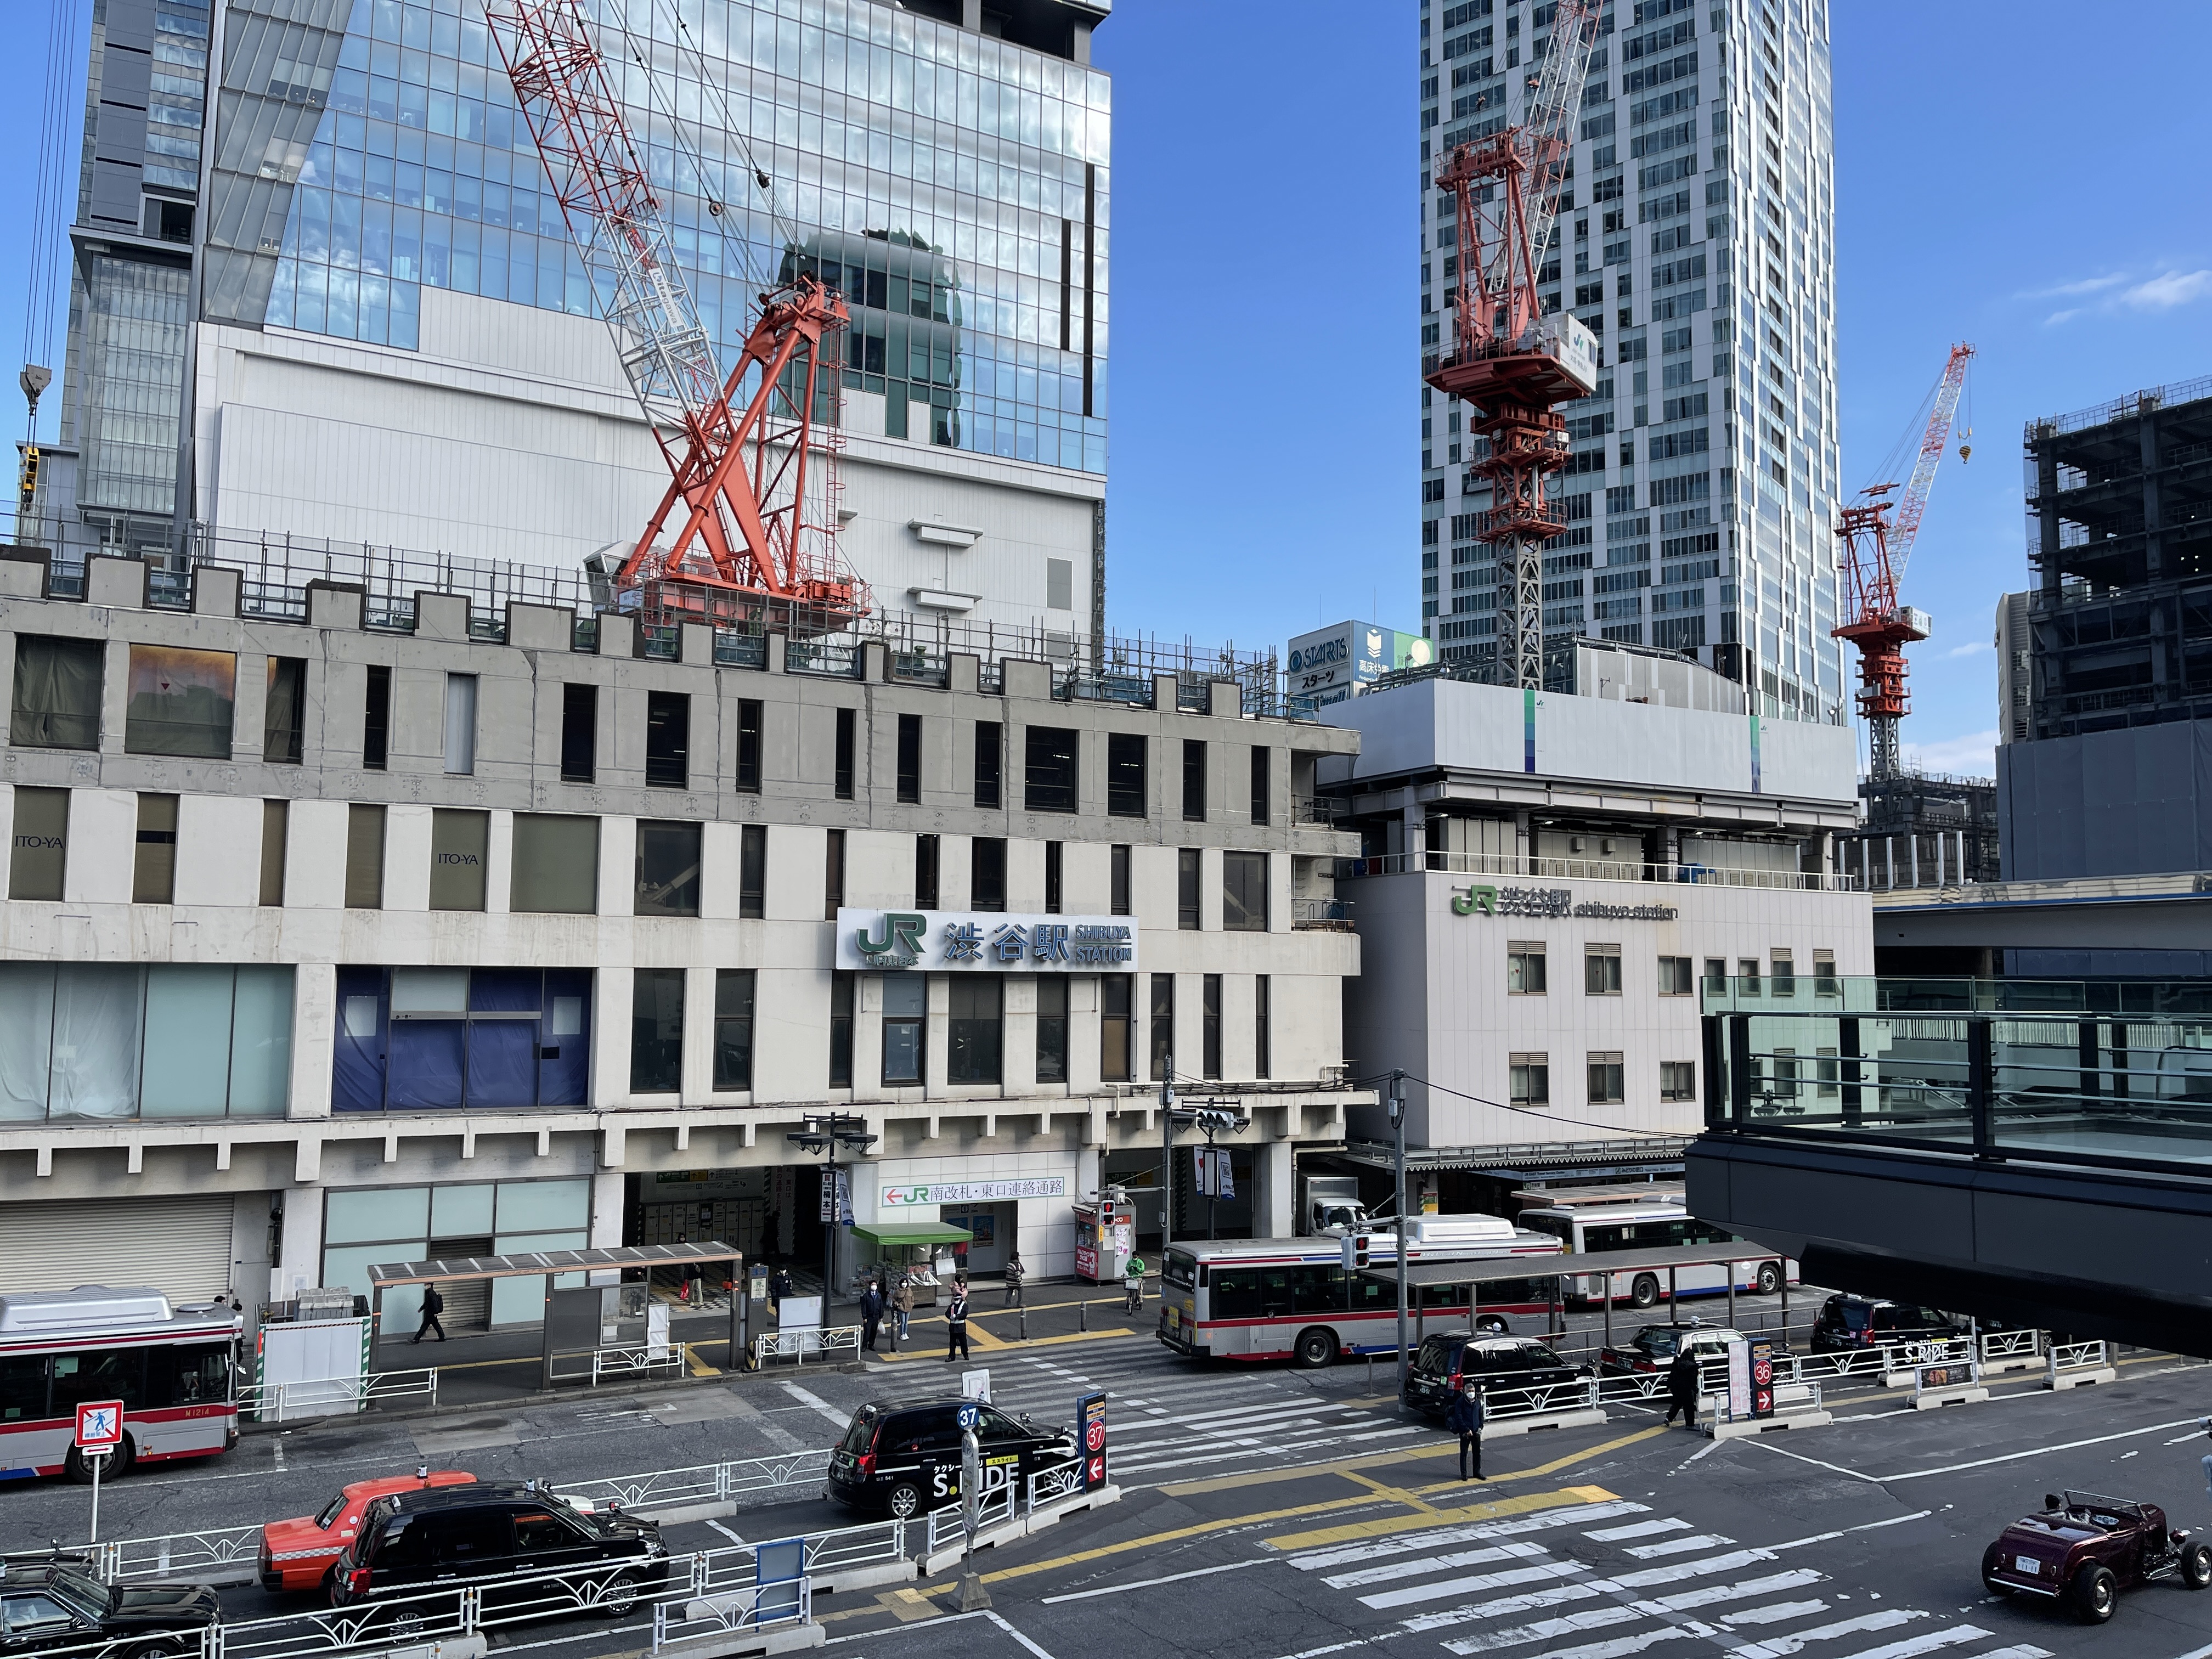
[1417,0,1844,724]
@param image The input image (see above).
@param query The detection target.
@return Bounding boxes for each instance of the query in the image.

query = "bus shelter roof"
[1360,1240,1785,1290]
[367,1243,739,1286]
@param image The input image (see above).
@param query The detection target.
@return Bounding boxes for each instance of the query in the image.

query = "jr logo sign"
[1450,884,1499,916]
[855,912,927,967]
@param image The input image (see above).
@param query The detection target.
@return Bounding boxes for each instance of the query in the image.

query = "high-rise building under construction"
[1417,0,1844,725]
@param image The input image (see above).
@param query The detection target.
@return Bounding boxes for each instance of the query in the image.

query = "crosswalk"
[1273,1498,2055,1659]
[977,1346,1429,1480]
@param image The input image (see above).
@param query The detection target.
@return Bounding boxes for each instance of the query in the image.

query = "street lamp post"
[1391,1069,1408,1388]
[787,1114,878,1314]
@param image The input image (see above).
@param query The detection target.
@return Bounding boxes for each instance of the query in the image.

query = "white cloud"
[2027,273,2128,298]
[2120,270,2212,311]
[1942,640,1990,659]
[2043,307,2080,327]
[1900,728,1999,779]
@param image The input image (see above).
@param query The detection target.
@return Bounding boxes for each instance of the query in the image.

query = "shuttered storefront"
[0,1195,240,1304]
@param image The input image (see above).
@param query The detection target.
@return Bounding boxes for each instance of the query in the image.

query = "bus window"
[175,1345,231,1404]
[1522,1214,1572,1244]
[0,1356,46,1423]
[1162,1251,1198,1291]
[1351,1274,1393,1312]
[1257,1269,1295,1318]
[1418,1283,1459,1310]
[1210,1269,1261,1320]
[50,1350,145,1413]
[1584,1224,1626,1251]
[1293,1266,1347,1314]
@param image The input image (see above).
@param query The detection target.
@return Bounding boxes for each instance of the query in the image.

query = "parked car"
[1982,1490,2211,1622]
[826,1396,1074,1519]
[259,1469,478,1592]
[0,1557,219,1655]
[1598,1322,1752,1377]
[1809,1295,1964,1353]
[328,1481,666,1632]
[1402,1333,1585,1417]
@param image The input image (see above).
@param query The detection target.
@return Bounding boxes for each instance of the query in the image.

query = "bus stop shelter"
[369,1243,743,1390]
[1362,1241,1794,1351]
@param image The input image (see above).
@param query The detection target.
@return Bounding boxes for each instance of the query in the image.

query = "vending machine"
[1073,1187,1136,1283]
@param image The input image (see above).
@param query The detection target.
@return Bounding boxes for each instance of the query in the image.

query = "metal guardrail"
[589,1343,689,1387]
[237,1367,437,1423]
[1982,1329,2044,1364]
[557,1448,833,1516]
[1339,850,1859,893]
[752,1324,862,1365]
[2049,1339,2111,1378]
[1291,896,1354,928]
[1712,1380,1824,1426]
[926,1481,1020,1557]
[653,1571,812,1654]
[90,1525,262,1587]
[786,640,862,678]
[713,629,769,668]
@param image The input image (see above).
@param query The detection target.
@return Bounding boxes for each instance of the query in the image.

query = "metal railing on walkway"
[752,1324,862,1365]
[588,1343,689,1386]
[237,1367,438,1423]
[1339,849,1859,893]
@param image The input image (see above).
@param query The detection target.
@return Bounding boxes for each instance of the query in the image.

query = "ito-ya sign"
[834,909,1137,973]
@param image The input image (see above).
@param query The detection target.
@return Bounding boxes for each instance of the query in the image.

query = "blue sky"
[8,3,2210,779]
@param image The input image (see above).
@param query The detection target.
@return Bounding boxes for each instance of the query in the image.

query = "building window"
[824,827,845,920]
[949,977,1002,1085]
[1250,746,1269,826]
[363,664,391,770]
[1025,726,1078,812]
[1703,957,1728,990]
[1510,1052,1550,1107]
[896,713,922,803]
[828,972,854,1086]
[834,707,856,799]
[259,800,288,906]
[133,794,178,905]
[332,966,588,1112]
[9,635,103,750]
[882,974,926,1085]
[1222,851,1268,932]
[1149,973,1175,1081]
[1816,1046,1840,1098]
[645,690,689,788]
[1657,955,1694,995]
[1201,974,1222,1080]
[713,969,755,1090]
[1036,977,1068,1082]
[1813,949,1838,995]
[1182,739,1206,821]
[636,819,702,917]
[443,673,477,775]
[1771,951,1796,995]
[1101,975,1132,1081]
[1178,849,1201,930]
[1255,975,1271,1079]
[0,962,296,1120]
[1587,1051,1626,1105]
[560,682,596,782]
[1110,844,1131,915]
[740,824,767,919]
[264,657,306,764]
[1737,957,1761,995]
[510,813,598,913]
[972,837,1007,911]
[736,699,763,793]
[345,803,386,910]
[126,645,234,759]
[1660,1060,1697,1102]
[8,786,67,900]
[914,833,940,909]
[975,721,1002,808]
[1044,840,1064,913]
[630,967,685,1093]
[430,808,490,912]
[1508,942,1548,995]
[1107,732,1147,817]
[1584,943,1623,995]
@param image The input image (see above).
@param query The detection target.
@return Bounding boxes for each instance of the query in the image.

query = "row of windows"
[1505,946,1836,996]
[1508,1053,1699,1108]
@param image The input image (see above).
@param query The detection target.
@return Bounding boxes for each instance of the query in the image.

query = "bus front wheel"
[1292,1327,1339,1369]
[65,1436,133,1484]
[1756,1263,1782,1295]
[1629,1274,1661,1310]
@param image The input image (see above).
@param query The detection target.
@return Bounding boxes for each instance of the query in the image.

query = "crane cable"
[21,0,84,414]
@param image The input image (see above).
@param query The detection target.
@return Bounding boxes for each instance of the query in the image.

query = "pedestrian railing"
[652,1572,812,1654]
[589,1342,689,1386]
[1026,1457,1085,1509]
[2046,1339,2114,1386]
[236,1366,438,1423]
[752,1324,863,1366]
[1711,1380,1825,1426]
[1980,1328,2042,1363]
[88,1523,263,1587]
[1593,1370,1672,1404]
[1482,1378,1602,1420]
[926,1482,1020,1556]
[560,1447,833,1515]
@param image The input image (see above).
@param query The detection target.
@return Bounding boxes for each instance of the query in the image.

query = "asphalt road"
[3,1295,2205,1659]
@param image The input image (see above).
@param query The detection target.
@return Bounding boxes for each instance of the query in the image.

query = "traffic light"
[1340,1233,1369,1271]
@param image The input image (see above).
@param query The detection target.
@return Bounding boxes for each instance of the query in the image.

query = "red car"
[1982,1490,2212,1622]
[258,1470,476,1593]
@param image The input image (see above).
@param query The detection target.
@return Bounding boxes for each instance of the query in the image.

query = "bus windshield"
[1520,1214,1572,1245]
[1161,1250,1198,1291]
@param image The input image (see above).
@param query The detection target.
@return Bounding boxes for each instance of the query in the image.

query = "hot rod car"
[1981,1491,2212,1622]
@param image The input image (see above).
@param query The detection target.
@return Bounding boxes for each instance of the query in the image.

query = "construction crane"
[1426,0,1605,690]
[483,0,867,631]
[1832,342,1974,780]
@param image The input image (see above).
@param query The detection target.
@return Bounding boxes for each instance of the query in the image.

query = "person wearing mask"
[1446,1380,1485,1481]
[1123,1254,1148,1315]
[1664,1346,1701,1429]
[1004,1252,1026,1307]
[411,1283,447,1344]
[891,1273,915,1341]
[945,1279,971,1363]
[859,1278,885,1352]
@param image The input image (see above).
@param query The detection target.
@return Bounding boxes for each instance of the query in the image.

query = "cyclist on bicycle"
[1124,1254,1148,1314]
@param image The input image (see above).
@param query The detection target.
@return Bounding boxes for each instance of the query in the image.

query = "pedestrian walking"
[1664,1347,1700,1428]
[1004,1252,1026,1307]
[411,1283,447,1344]
[860,1279,885,1352]
[891,1273,914,1340]
[1447,1380,1485,1481]
[945,1283,971,1362]
[1123,1254,1147,1315]
[768,1266,793,1322]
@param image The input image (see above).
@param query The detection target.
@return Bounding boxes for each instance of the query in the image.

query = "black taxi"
[826,1396,1074,1519]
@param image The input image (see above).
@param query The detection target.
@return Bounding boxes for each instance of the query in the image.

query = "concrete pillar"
[276,1184,325,1304]
[1251,1141,1295,1242]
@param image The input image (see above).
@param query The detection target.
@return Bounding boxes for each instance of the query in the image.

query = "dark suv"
[0,1558,219,1655]
[329,1482,667,1629]
[1402,1333,1584,1418]
[1809,1295,1965,1353]
[827,1396,1073,1519]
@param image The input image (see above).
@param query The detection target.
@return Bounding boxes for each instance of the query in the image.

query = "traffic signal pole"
[1392,1070,1408,1388]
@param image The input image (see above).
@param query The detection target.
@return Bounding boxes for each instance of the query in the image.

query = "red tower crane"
[483,0,867,630]
[1426,0,1605,689]
[1832,342,1974,780]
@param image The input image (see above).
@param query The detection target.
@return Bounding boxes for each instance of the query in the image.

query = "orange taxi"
[257,1468,476,1592]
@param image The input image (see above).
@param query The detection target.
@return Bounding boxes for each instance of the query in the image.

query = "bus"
[0,1286,242,1480]
[1157,1223,1566,1368]
[1513,1201,1798,1308]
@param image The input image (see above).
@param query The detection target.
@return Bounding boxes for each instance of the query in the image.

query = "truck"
[1299,1175,1370,1235]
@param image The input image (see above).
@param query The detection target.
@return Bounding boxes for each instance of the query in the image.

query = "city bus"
[1514,1201,1797,1308]
[0,1286,242,1480]
[1156,1221,1566,1368]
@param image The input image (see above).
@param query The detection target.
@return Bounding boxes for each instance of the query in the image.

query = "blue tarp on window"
[333,969,592,1111]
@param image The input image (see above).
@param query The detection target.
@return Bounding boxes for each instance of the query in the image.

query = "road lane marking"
[1720,1600,1829,1627]
[1622,1533,1735,1559]
[1724,1609,1923,1658]
[1746,1415,2204,1484]
[1360,1559,1590,1610]
[1811,1627,1987,1659]
[1769,1511,1934,1551]
[1323,1541,1545,1592]
[1402,1568,1828,1636]
[1288,1503,1649,1571]
[1512,1627,1695,1659]
[1268,1486,1621,1551]
[780,1381,850,1428]
[983,1610,1057,1659]
[1444,1605,1647,1654]
[1587,1518,1690,1542]
[1038,1558,1276,1602]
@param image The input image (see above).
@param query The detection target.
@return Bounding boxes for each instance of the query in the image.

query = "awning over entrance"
[849,1223,975,1246]
[365,1242,738,1286]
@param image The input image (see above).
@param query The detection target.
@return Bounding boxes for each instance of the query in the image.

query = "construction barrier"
[2045,1339,2117,1391]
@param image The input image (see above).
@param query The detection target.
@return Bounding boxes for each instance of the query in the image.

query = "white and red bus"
[0,1286,241,1481]
[1157,1223,1565,1368]
[1514,1200,1797,1308]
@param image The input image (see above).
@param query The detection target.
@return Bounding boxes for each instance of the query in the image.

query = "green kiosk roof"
[849,1222,975,1246]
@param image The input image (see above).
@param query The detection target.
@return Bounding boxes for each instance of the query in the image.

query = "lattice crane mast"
[1426,0,1605,690]
[1832,342,1973,780]
[483,0,866,630]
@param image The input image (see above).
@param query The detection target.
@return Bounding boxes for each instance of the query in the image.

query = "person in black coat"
[1664,1348,1701,1427]
[768,1267,794,1321]
[860,1279,885,1352]
[411,1283,447,1344]
[1446,1381,1485,1481]
[944,1282,971,1362]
